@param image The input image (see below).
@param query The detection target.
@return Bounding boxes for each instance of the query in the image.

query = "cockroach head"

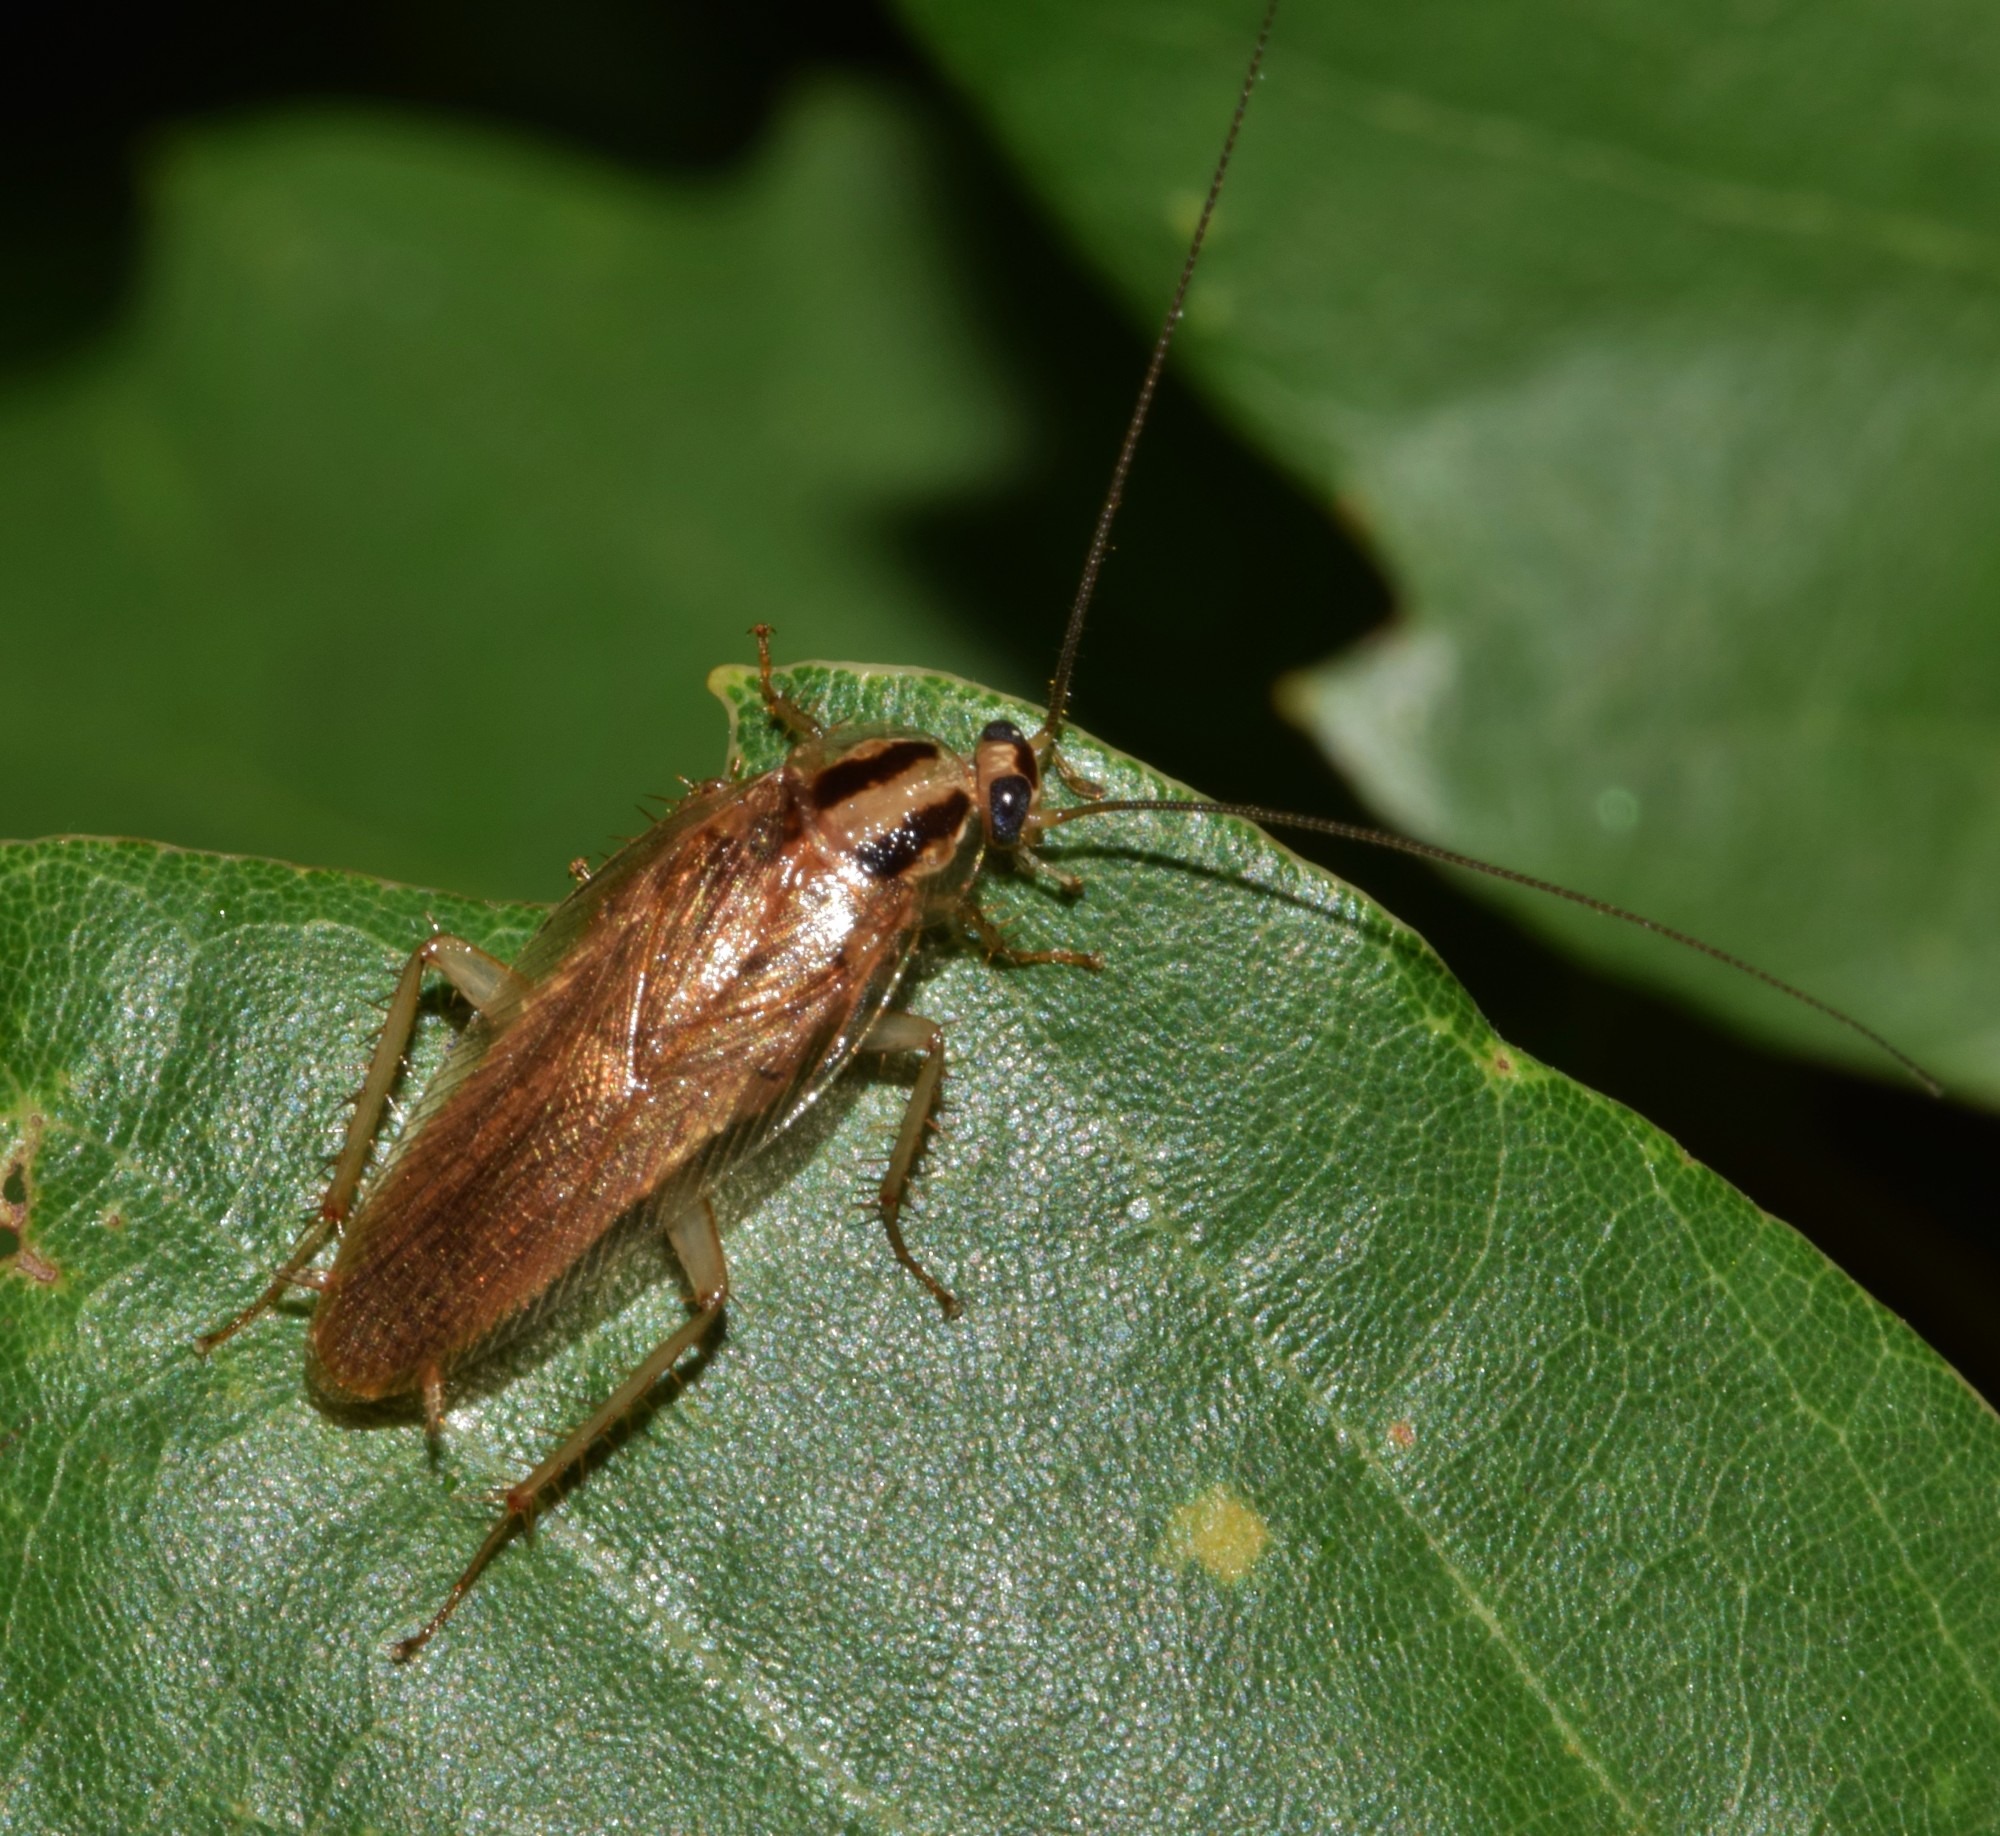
[973,719,1040,852]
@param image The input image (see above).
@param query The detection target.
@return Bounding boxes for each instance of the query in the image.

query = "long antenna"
[1024,0,1937,1096]
[1042,797,1946,1097]
[1040,0,1280,745]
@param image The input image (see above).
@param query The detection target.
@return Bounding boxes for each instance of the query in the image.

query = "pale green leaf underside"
[2,665,1996,1833]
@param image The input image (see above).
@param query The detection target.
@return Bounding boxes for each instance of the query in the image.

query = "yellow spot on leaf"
[1158,1485,1270,1584]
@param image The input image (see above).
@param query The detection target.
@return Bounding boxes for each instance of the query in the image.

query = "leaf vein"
[1642,1155,2000,1732]
[1305,62,2000,283]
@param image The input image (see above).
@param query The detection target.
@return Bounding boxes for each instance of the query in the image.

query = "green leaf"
[0,84,1024,902]
[898,0,2000,1100]
[4,664,1996,1832]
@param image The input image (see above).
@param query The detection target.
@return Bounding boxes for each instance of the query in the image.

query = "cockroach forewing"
[366,776,746,1183]
[308,761,928,1407]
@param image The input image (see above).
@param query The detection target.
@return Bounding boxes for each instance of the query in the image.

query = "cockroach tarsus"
[194,0,1937,1663]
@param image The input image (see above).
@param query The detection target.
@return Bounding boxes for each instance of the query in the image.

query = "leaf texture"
[1,664,1995,1832]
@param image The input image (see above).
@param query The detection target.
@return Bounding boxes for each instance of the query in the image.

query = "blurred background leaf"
[0,88,1027,895]
[902,0,2000,1100]
[2,3,1995,1385]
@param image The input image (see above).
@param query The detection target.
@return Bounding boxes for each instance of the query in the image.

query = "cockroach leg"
[862,1011,961,1319]
[1041,743,1106,803]
[390,1199,729,1663]
[194,1208,344,1357]
[324,933,524,1223]
[195,933,524,1357]
[749,623,822,740]
[959,901,1103,973]
[1010,842,1086,900]
[421,1365,447,1442]
[665,1196,728,1311]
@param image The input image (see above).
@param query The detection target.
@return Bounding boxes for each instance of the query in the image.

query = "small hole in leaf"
[0,1226,20,1259]
[2,1165,24,1207]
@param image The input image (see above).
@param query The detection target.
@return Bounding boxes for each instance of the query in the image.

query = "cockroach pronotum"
[194,0,1938,1661]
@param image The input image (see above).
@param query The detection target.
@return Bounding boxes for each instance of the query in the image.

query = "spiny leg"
[863,1011,964,1319]
[959,900,1103,973]
[194,933,524,1356]
[868,920,1098,1315]
[750,623,822,740]
[391,1197,729,1663]
[194,1206,339,1360]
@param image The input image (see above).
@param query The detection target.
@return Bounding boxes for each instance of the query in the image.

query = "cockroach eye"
[980,719,1026,746]
[986,774,1033,849]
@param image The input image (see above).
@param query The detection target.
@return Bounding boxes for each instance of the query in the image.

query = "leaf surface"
[2,665,1996,1832]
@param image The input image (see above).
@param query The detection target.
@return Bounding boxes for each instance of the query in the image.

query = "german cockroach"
[195,0,1936,1661]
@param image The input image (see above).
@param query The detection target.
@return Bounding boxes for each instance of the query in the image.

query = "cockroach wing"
[307,768,924,1405]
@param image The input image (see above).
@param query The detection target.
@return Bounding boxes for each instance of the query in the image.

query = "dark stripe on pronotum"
[811,740,942,810]
[855,791,973,880]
